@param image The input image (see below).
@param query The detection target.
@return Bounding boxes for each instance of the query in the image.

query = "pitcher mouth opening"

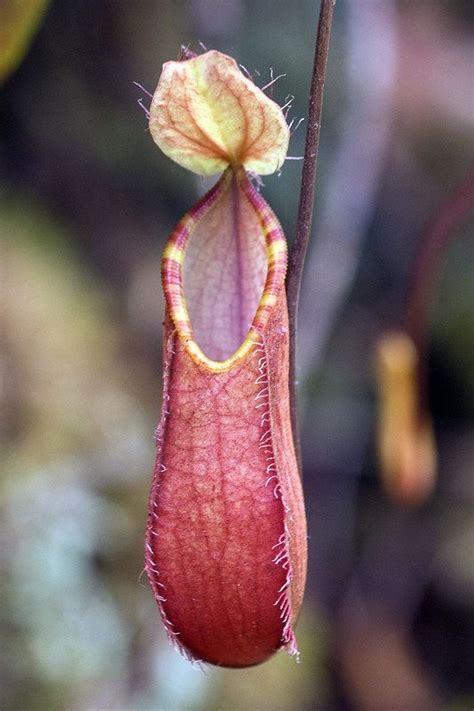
[161,167,288,373]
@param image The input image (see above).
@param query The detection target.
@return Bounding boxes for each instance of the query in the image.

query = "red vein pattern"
[146,167,307,667]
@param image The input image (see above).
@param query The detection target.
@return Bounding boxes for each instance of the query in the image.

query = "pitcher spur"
[144,49,307,668]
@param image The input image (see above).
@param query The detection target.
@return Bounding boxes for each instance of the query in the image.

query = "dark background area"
[1,1,474,709]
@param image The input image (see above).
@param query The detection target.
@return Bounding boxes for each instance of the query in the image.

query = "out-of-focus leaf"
[0,0,49,83]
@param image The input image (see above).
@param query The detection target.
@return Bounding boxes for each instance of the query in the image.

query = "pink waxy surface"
[146,294,307,667]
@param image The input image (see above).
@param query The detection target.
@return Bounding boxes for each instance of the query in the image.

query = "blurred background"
[1,1,473,709]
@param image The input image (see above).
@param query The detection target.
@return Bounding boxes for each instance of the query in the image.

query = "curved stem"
[286,0,335,473]
[404,166,474,409]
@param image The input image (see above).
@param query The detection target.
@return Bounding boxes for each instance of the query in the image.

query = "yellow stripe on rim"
[185,328,261,372]
[266,240,287,261]
[260,292,278,307]
[163,243,185,264]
